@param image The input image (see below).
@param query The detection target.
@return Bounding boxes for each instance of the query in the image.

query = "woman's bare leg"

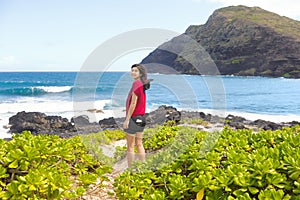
[135,132,145,162]
[126,133,136,167]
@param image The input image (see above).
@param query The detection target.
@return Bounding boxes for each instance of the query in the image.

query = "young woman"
[123,64,151,167]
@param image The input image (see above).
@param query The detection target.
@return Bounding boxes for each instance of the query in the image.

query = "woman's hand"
[123,119,129,129]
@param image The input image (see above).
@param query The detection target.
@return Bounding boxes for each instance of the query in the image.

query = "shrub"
[114,125,300,199]
[0,131,111,199]
[79,129,126,165]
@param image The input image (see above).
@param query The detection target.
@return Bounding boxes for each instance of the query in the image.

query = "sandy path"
[78,140,128,200]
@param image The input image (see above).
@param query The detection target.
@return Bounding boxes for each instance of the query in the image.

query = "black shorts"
[124,115,146,134]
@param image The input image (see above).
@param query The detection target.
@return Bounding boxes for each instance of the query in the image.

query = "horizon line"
[0,70,129,72]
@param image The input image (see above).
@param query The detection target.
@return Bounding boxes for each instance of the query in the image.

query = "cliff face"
[141,6,300,78]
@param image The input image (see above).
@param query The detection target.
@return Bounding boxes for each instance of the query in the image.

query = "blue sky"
[1,0,300,71]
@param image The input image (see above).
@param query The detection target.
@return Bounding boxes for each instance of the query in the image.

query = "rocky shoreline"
[5,105,300,139]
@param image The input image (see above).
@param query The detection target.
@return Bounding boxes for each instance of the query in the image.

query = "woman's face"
[131,67,141,80]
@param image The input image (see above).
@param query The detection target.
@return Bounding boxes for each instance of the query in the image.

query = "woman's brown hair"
[131,64,152,90]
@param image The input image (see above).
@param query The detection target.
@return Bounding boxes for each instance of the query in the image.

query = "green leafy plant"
[114,125,300,199]
[182,118,209,126]
[79,129,126,165]
[114,146,127,162]
[0,131,111,199]
[143,125,179,152]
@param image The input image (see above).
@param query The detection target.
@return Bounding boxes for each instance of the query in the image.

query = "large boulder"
[250,119,282,131]
[225,114,247,129]
[71,115,90,126]
[9,111,76,134]
[99,117,119,129]
[98,105,182,129]
[146,105,181,126]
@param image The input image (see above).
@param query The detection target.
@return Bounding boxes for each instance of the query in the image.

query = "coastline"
[2,105,300,139]
[1,72,300,139]
[179,108,300,123]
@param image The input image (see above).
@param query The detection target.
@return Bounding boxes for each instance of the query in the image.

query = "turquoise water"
[1,71,300,138]
[0,72,299,115]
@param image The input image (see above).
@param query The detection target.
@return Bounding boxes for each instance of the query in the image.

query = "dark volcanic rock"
[9,111,76,135]
[225,114,247,129]
[146,105,181,126]
[71,115,90,126]
[8,107,300,139]
[251,119,282,131]
[181,111,223,124]
[97,105,181,129]
[199,112,212,122]
[99,117,119,129]
[286,121,300,127]
[142,6,300,78]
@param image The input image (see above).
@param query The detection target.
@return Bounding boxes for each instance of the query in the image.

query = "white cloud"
[0,56,20,65]
[207,0,300,20]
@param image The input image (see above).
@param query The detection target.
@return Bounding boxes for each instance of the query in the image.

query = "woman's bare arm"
[123,93,138,129]
[126,93,138,120]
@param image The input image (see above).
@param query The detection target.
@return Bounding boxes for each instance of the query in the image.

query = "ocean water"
[1,72,300,138]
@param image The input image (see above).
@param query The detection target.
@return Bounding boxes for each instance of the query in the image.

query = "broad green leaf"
[8,160,18,169]
[249,186,259,194]
[7,181,19,194]
[197,189,204,200]
[29,184,36,191]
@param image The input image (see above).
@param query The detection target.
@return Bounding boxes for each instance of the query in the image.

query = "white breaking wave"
[36,86,72,93]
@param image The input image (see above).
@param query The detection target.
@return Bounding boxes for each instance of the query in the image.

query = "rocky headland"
[141,6,300,78]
